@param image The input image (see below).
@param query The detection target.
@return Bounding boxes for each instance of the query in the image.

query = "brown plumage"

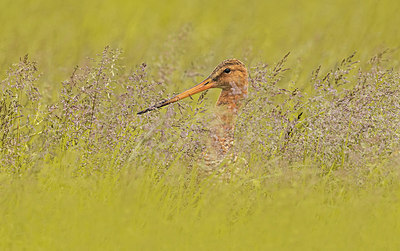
[138,59,248,157]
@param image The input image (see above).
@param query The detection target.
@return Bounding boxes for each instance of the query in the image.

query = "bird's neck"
[216,85,248,112]
[212,84,248,155]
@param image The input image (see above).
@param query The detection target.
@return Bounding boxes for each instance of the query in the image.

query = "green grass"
[1,0,400,250]
[2,0,400,89]
[1,163,400,250]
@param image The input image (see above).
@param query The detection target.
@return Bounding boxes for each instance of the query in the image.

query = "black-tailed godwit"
[138,59,248,157]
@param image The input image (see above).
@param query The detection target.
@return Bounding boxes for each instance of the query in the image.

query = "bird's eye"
[224,68,231,73]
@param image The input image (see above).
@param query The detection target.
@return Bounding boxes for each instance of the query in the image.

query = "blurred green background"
[2,0,400,249]
[1,0,399,87]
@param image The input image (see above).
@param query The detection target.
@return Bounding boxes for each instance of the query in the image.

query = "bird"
[137,59,248,159]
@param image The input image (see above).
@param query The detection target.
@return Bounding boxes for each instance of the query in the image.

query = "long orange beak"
[137,78,215,115]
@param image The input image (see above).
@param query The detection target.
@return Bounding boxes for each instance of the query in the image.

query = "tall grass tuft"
[237,52,400,179]
[1,47,400,179]
[0,55,42,173]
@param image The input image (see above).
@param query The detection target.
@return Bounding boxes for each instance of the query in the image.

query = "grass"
[2,163,400,250]
[1,0,400,250]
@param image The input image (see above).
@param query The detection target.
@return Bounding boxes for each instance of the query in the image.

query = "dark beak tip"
[137,108,149,115]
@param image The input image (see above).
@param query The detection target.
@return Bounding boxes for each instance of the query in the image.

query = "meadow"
[1,0,400,249]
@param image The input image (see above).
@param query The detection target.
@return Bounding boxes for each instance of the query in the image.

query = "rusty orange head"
[137,59,248,115]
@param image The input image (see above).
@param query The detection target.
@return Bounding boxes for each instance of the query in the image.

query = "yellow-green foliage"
[2,0,400,86]
[1,0,400,249]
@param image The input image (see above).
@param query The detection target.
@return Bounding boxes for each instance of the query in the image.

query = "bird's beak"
[137,78,215,114]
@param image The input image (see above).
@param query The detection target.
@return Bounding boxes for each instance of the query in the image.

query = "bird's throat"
[212,86,247,155]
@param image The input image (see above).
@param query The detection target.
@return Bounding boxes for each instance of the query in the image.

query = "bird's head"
[137,59,248,115]
[207,59,248,90]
